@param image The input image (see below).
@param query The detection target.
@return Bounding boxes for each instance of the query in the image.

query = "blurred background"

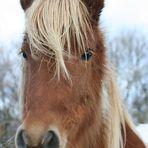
[0,0,148,147]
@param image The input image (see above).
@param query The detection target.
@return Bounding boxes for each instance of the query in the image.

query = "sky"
[101,0,148,35]
[0,0,148,50]
[0,0,25,50]
[103,0,148,25]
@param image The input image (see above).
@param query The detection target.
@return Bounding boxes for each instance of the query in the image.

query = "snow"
[137,124,148,146]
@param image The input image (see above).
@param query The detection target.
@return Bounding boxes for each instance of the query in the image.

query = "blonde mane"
[102,65,143,148]
[26,0,92,79]
[104,68,126,148]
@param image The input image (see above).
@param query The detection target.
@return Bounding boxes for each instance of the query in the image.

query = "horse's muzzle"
[15,129,59,148]
[42,131,59,148]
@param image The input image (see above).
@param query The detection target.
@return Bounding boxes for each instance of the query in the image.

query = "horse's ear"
[20,0,33,11]
[83,0,104,23]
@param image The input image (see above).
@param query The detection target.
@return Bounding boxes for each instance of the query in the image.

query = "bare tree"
[0,49,20,147]
[106,28,148,123]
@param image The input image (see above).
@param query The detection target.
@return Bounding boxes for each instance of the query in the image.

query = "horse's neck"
[125,123,146,148]
[68,119,108,148]
[68,117,146,148]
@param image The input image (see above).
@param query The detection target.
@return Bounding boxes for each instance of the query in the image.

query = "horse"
[15,0,146,148]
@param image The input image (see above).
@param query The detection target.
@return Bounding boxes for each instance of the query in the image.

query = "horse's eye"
[81,50,92,61]
[21,51,28,60]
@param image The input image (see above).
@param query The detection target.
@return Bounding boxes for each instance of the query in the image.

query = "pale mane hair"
[102,65,141,148]
[26,0,92,79]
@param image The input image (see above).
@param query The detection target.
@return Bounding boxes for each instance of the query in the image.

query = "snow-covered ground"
[137,124,148,146]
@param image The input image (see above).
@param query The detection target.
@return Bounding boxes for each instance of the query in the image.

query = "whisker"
[1,135,15,147]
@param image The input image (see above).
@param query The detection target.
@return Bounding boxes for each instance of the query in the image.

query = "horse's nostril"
[15,129,28,148]
[42,131,59,148]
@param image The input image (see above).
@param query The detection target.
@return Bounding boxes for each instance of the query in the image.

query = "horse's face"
[16,33,106,148]
[16,0,105,148]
